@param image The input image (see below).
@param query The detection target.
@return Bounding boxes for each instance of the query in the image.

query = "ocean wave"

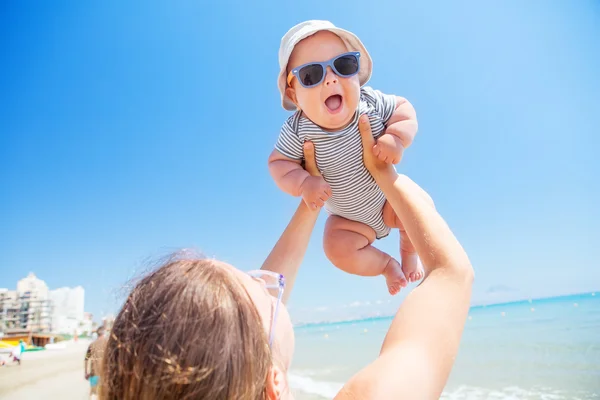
[289,374,598,400]
[441,385,599,400]
[288,372,343,399]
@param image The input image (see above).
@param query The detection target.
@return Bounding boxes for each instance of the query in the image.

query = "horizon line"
[293,290,598,328]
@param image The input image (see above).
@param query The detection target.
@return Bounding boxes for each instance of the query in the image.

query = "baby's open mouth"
[325,95,343,113]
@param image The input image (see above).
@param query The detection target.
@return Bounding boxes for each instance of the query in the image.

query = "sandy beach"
[0,340,92,400]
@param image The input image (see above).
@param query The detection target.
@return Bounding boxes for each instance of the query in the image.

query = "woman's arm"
[335,116,474,400]
[260,142,322,304]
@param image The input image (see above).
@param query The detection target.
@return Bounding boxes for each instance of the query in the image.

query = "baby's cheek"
[344,95,360,115]
[306,93,322,107]
[296,87,317,106]
[298,94,326,122]
[344,79,361,104]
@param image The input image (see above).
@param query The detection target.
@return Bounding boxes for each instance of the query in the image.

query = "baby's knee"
[323,216,374,260]
[323,234,347,265]
[323,221,350,260]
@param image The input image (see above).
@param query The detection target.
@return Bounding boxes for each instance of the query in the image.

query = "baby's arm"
[268,150,309,197]
[374,97,418,164]
[270,118,331,209]
[387,97,418,148]
[268,149,332,210]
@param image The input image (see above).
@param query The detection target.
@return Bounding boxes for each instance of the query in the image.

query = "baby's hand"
[300,176,331,210]
[373,133,404,164]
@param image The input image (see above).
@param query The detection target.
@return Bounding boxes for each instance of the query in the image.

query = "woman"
[101,116,474,400]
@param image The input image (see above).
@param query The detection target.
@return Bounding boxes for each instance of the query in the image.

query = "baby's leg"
[323,215,407,295]
[382,201,424,282]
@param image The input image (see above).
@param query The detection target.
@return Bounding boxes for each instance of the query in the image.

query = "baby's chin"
[313,106,355,131]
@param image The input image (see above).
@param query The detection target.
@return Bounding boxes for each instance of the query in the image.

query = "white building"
[1,274,88,335]
[50,286,85,334]
[17,273,49,300]
[11,273,52,331]
[0,289,17,303]
[0,289,18,333]
[0,274,53,332]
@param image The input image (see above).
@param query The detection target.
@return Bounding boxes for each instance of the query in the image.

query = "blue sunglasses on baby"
[287,52,361,89]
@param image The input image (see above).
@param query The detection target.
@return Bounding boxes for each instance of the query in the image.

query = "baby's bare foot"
[401,251,424,283]
[382,257,408,295]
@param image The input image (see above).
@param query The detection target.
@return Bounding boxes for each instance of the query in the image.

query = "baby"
[268,20,423,294]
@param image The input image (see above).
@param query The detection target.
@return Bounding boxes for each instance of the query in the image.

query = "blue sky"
[1,0,599,324]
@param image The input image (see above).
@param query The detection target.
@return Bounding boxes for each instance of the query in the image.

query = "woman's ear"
[265,365,285,400]
[285,87,298,108]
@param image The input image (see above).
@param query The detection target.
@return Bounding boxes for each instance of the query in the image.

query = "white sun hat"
[277,20,373,111]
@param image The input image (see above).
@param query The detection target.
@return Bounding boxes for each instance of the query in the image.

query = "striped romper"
[275,86,397,239]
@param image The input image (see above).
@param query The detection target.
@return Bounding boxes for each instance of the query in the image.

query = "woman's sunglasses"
[287,51,361,89]
[246,270,285,347]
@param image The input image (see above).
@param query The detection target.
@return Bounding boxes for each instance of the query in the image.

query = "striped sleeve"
[274,115,303,160]
[361,86,397,125]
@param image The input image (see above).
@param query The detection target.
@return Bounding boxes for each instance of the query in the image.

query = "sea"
[289,292,600,399]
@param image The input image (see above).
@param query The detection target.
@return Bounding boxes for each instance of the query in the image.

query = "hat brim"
[278,26,372,111]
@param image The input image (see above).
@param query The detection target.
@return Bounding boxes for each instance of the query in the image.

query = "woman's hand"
[358,115,397,182]
[302,141,322,177]
[300,141,330,210]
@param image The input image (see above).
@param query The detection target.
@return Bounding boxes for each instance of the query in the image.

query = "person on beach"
[2,340,25,366]
[85,327,107,399]
[269,20,423,295]
[100,118,474,400]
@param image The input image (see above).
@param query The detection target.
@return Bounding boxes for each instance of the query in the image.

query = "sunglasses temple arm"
[269,287,285,346]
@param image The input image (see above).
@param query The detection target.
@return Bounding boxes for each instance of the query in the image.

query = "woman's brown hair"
[100,257,272,400]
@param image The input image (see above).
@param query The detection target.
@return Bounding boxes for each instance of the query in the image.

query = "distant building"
[50,286,85,334]
[0,273,89,335]
[0,273,53,333]
[0,289,17,304]
[17,273,49,300]
[0,289,19,332]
